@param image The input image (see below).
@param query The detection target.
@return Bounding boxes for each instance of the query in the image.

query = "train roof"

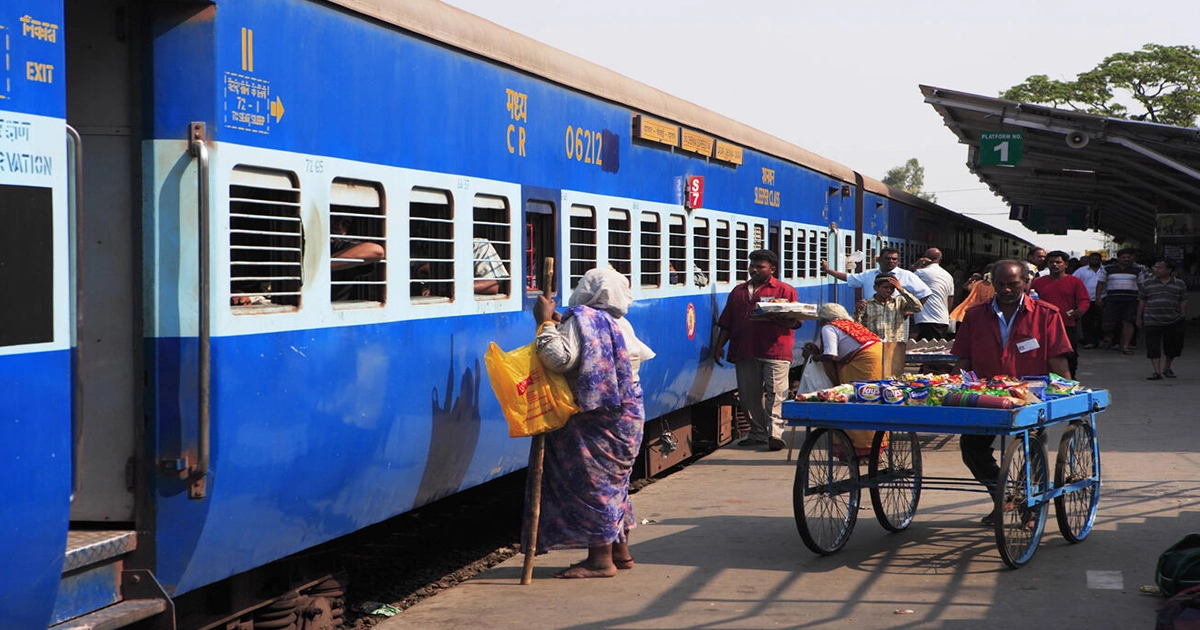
[328,0,858,182]
[326,1,1028,247]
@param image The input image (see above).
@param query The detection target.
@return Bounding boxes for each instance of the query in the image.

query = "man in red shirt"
[951,260,1073,525]
[1030,250,1090,377]
[713,250,803,451]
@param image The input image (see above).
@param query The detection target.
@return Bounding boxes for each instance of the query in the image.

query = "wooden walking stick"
[521,433,545,585]
[521,257,555,585]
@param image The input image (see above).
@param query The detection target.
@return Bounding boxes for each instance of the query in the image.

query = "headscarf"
[818,302,878,344]
[817,303,852,325]
[569,268,632,318]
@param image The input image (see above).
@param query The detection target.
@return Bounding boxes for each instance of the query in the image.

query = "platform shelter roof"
[922,85,1200,248]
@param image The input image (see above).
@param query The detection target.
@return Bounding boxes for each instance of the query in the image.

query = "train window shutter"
[229,165,303,311]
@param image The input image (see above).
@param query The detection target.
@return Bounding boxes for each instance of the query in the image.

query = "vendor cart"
[780,389,1109,568]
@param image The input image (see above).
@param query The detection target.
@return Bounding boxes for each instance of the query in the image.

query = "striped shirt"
[1097,262,1144,301]
[1139,276,1188,326]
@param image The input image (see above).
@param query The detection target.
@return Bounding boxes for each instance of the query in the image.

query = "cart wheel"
[995,434,1049,569]
[1054,420,1100,543]
[868,431,922,532]
[793,428,860,554]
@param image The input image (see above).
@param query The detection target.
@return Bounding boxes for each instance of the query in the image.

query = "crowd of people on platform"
[519,243,1190,578]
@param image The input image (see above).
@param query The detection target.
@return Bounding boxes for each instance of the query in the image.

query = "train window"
[753,224,765,251]
[229,166,303,310]
[807,230,819,279]
[796,230,809,280]
[0,185,53,347]
[818,231,829,275]
[410,187,454,302]
[608,209,632,282]
[865,240,876,270]
[782,228,795,281]
[525,200,556,294]
[330,178,386,306]
[693,217,711,287]
[569,205,597,289]
[473,195,511,299]
[715,220,731,284]
[639,212,661,288]
[668,214,686,285]
[843,234,854,272]
[734,222,749,281]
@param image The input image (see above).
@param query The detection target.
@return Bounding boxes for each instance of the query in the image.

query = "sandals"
[1147,373,1163,380]
[1122,348,1135,355]
[1164,369,1177,378]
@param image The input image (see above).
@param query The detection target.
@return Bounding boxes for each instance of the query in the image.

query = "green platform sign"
[979,131,1024,166]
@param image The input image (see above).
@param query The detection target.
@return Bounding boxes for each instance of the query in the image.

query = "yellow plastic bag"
[485,342,579,437]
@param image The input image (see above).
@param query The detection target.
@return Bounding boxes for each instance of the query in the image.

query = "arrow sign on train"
[270,96,285,123]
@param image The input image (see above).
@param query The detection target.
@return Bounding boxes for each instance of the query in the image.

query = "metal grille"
[693,217,710,284]
[569,205,597,289]
[473,195,511,298]
[734,222,749,282]
[808,230,819,280]
[640,212,661,288]
[330,178,386,305]
[797,229,809,279]
[715,220,731,284]
[865,239,876,271]
[668,214,686,286]
[608,209,632,281]
[229,166,302,308]
[818,232,829,274]
[782,227,795,280]
[844,234,854,272]
[410,188,454,301]
[753,223,765,251]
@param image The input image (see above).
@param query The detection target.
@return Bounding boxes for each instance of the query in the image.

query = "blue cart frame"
[780,389,1109,568]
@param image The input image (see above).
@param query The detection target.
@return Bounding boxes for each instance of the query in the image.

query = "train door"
[65,0,140,524]
[524,193,558,297]
[0,2,73,626]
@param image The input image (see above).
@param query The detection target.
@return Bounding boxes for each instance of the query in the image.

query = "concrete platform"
[378,339,1200,629]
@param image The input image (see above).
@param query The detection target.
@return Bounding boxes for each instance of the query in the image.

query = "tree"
[1003,44,1200,127]
[882,158,936,202]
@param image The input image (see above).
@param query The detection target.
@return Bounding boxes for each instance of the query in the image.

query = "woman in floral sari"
[803,303,883,456]
[527,268,655,578]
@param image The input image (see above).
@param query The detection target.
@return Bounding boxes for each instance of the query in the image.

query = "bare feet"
[555,561,618,579]
[613,556,635,570]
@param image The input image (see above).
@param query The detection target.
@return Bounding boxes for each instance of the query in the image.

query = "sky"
[439,0,1200,258]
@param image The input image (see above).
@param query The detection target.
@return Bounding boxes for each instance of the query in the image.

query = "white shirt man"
[912,249,955,340]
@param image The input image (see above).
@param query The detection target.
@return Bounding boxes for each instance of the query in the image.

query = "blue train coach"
[0,0,1028,627]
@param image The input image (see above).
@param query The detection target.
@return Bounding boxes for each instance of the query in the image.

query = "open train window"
[229,166,302,311]
[693,217,711,288]
[734,221,749,281]
[473,195,511,299]
[753,224,766,251]
[569,205,597,289]
[639,212,661,288]
[608,209,632,282]
[782,228,795,281]
[0,185,53,347]
[525,200,556,295]
[410,187,454,302]
[668,213,686,286]
[865,239,876,271]
[807,230,819,279]
[330,178,386,306]
[715,220,731,284]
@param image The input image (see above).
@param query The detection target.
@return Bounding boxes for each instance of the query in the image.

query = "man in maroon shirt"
[951,260,1073,525]
[713,250,803,451]
[1030,250,1090,377]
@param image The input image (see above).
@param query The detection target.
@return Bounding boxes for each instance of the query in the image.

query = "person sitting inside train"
[331,215,386,301]
[472,237,510,295]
